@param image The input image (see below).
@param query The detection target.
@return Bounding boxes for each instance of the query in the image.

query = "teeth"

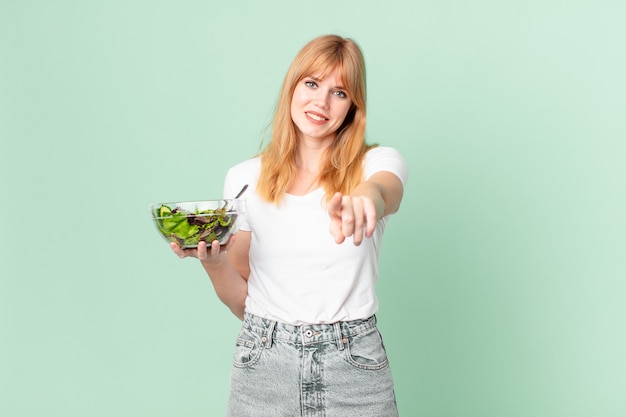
[307,112,326,121]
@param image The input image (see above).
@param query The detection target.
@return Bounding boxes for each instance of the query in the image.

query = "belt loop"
[264,320,276,349]
[333,322,345,351]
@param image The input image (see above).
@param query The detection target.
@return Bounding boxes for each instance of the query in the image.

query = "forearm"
[200,256,248,320]
[352,172,404,218]
[351,181,386,221]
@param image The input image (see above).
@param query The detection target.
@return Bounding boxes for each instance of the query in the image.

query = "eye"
[333,90,348,99]
[304,80,317,88]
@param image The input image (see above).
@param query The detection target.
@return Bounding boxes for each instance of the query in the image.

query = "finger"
[340,195,355,238]
[209,239,222,256]
[329,211,345,244]
[363,198,378,237]
[351,198,365,245]
[330,223,346,244]
[328,192,346,244]
[170,242,187,258]
[327,192,343,219]
[196,241,209,261]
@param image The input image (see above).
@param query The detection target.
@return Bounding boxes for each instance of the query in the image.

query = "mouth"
[305,111,328,122]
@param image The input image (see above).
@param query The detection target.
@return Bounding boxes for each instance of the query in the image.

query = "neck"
[296,136,334,173]
[287,136,333,195]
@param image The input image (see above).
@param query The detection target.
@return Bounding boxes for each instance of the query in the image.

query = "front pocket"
[232,329,264,368]
[344,328,389,371]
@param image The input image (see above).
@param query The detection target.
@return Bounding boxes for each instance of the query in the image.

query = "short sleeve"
[222,158,261,232]
[364,146,408,187]
[223,168,238,200]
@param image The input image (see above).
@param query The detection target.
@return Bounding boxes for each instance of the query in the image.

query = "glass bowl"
[150,199,245,249]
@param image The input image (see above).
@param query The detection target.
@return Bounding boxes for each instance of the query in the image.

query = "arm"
[171,231,251,320]
[328,171,404,245]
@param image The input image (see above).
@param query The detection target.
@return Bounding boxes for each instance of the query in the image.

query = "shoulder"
[365,146,405,162]
[227,156,261,177]
[364,146,408,186]
[224,156,261,199]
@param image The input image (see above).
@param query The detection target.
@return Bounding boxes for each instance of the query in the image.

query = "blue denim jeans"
[226,312,399,417]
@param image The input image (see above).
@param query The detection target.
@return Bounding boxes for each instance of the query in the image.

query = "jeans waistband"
[242,312,378,347]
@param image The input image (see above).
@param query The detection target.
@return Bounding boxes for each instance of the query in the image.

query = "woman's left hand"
[327,192,377,245]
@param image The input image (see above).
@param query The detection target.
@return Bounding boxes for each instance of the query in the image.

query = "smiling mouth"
[306,112,328,121]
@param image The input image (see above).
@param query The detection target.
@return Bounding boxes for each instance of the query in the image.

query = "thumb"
[328,192,343,218]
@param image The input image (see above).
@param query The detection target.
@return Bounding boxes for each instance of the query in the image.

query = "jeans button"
[304,329,314,338]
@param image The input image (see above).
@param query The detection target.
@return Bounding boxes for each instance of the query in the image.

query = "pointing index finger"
[328,192,343,215]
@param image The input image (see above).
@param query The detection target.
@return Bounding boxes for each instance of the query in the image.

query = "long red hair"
[256,34,375,204]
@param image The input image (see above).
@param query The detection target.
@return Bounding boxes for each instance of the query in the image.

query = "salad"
[154,204,237,248]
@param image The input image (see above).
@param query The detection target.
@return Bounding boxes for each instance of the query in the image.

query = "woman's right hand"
[170,236,236,264]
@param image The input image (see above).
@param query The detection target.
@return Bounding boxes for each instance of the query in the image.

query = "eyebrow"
[308,75,345,90]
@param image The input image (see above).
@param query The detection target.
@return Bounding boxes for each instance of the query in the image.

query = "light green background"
[2,1,625,416]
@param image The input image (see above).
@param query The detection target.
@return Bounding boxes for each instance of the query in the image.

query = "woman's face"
[290,68,352,145]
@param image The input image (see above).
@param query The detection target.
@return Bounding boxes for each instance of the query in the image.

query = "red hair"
[256,34,375,204]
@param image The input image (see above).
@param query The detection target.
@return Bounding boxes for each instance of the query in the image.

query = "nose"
[313,89,330,109]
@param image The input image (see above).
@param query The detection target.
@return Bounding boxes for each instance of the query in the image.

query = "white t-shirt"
[223,146,408,325]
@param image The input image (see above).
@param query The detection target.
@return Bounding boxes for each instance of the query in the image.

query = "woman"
[172,34,408,417]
